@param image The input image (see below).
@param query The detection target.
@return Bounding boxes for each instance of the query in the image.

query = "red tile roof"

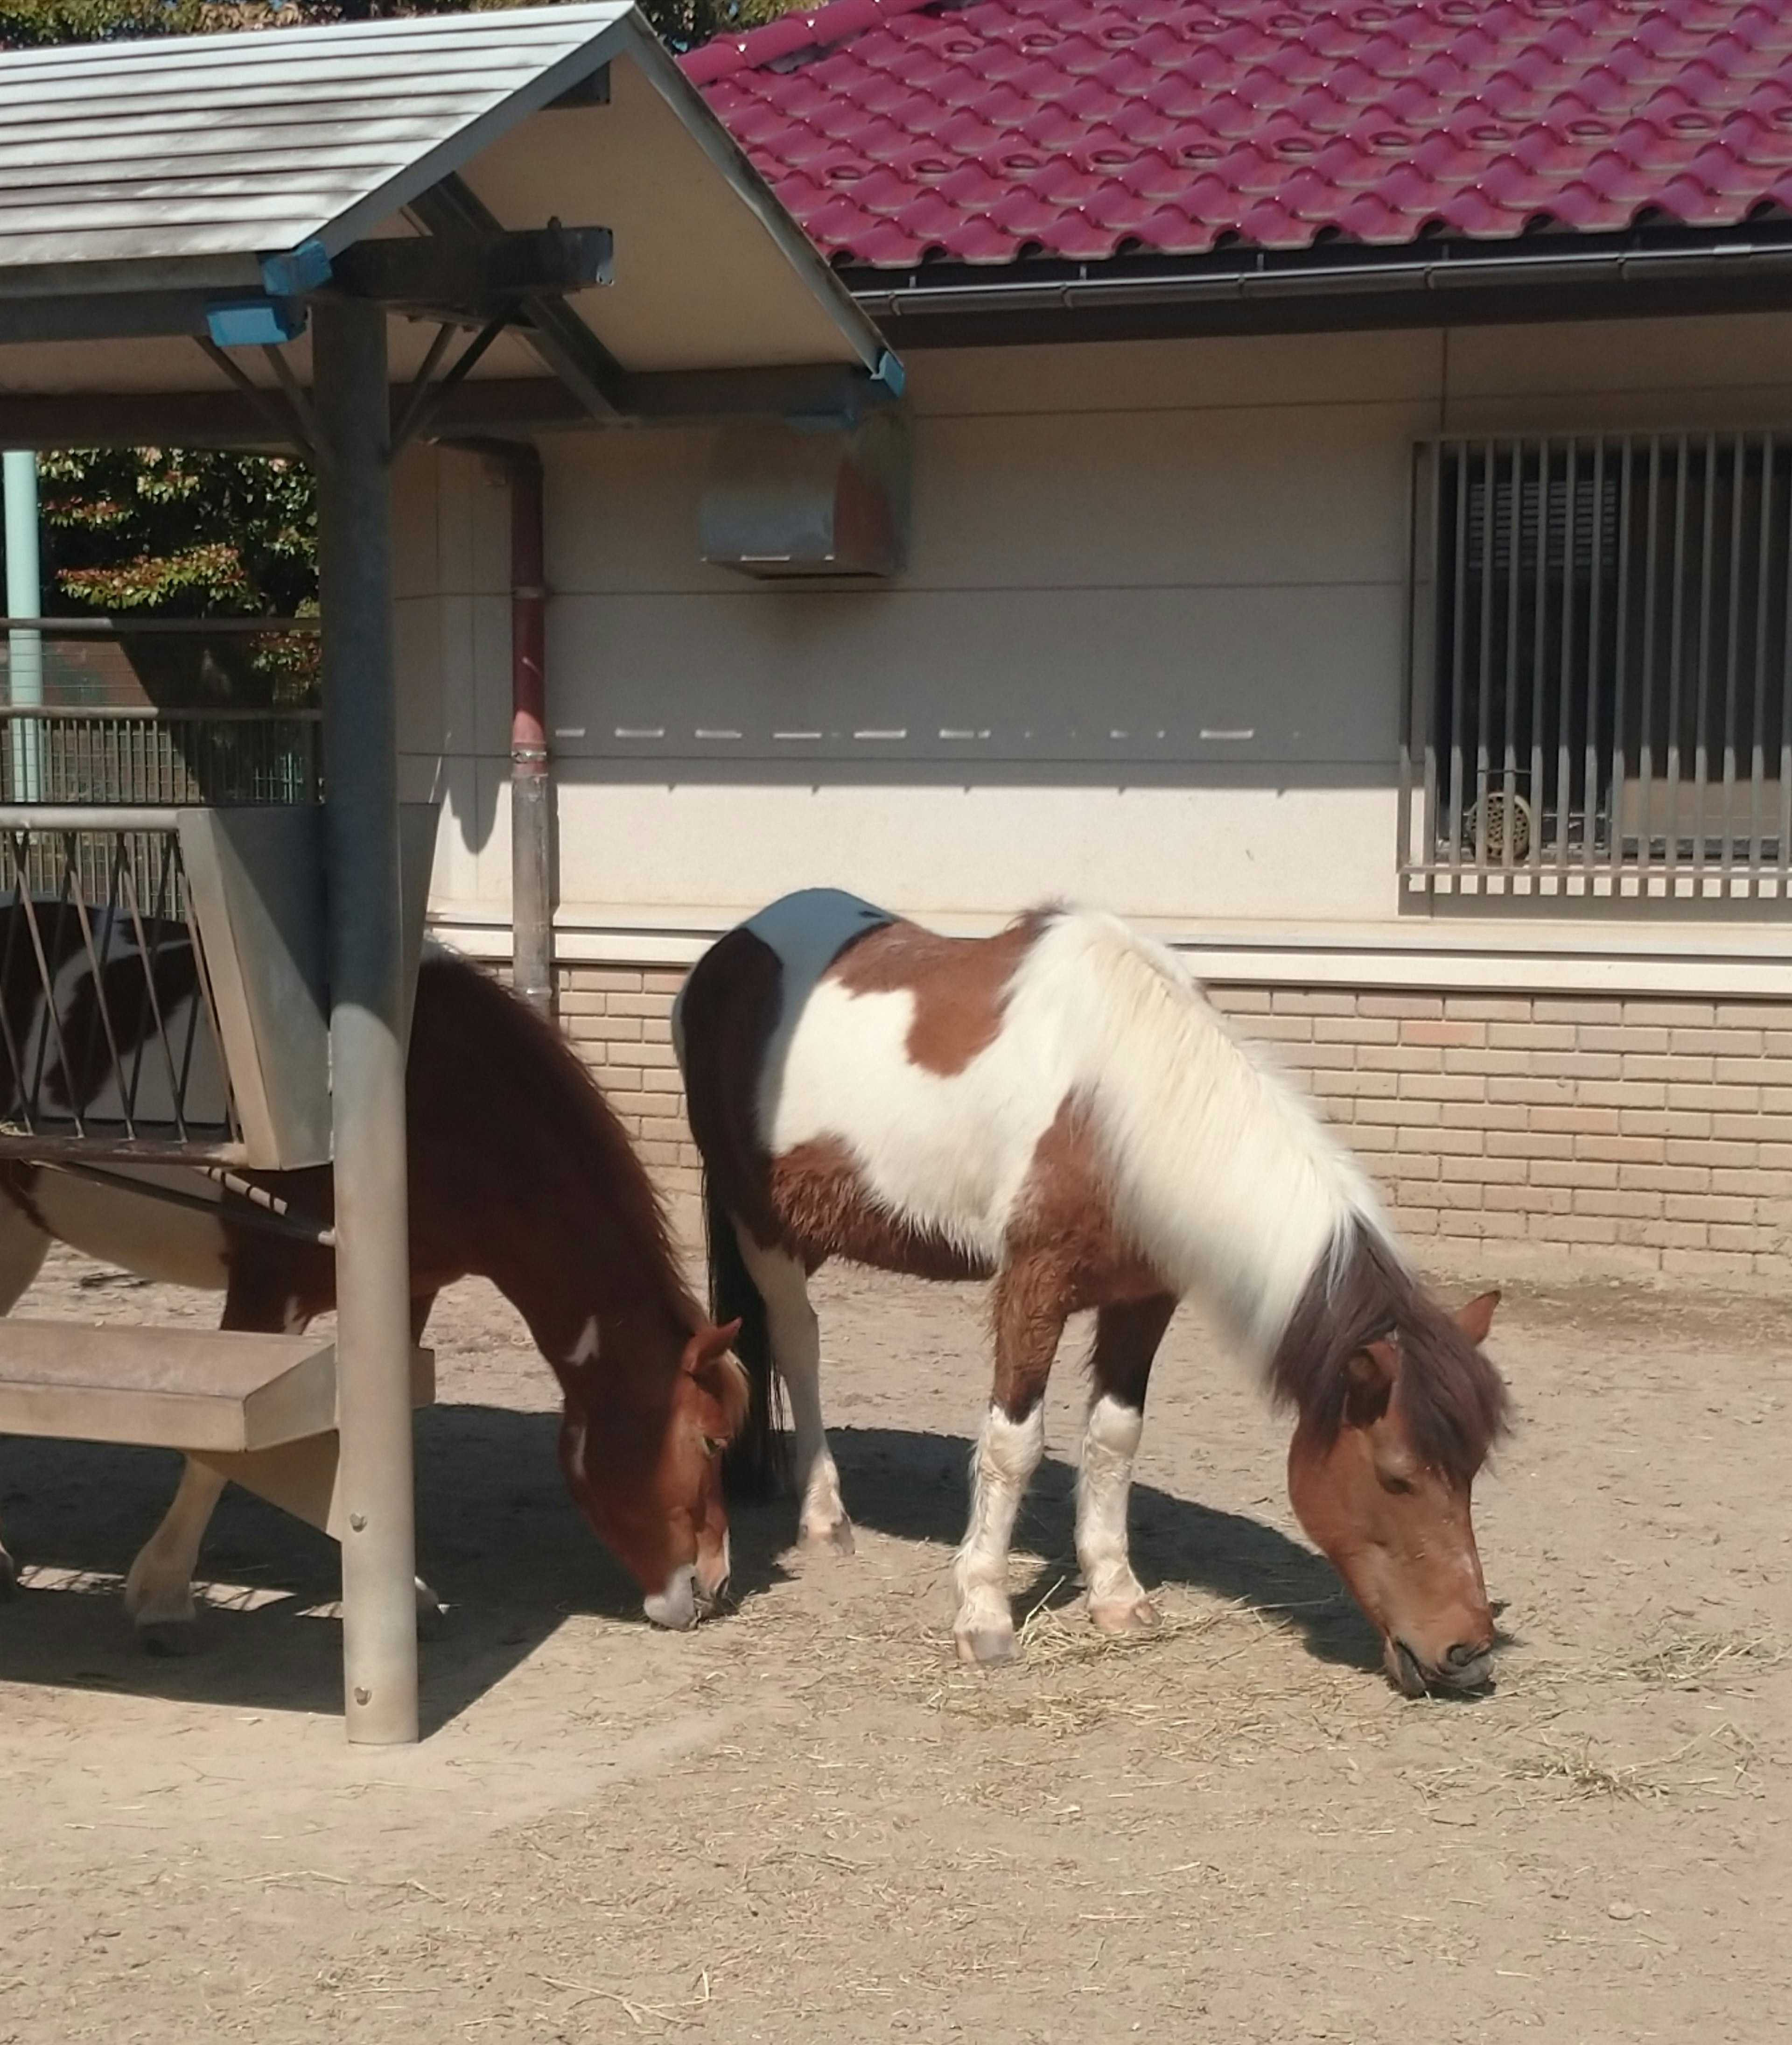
[684,0,1792,269]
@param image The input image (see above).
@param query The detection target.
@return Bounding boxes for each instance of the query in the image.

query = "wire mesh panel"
[1404,434,1792,905]
[0,706,320,806]
[0,619,321,809]
[0,821,238,1159]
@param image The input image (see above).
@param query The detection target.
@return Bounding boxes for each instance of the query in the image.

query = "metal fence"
[0,820,238,1157]
[0,617,321,808]
[1403,433,1792,905]
[0,618,320,1158]
[0,704,321,806]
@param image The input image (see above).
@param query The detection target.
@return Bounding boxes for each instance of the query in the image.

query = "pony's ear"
[1455,1289,1500,1346]
[1342,1343,1396,1429]
[682,1319,742,1376]
[682,1321,749,1434]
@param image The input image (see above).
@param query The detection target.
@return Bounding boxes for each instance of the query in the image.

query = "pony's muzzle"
[643,1565,699,1631]
[1388,1636,1495,1696]
[693,1532,732,1620]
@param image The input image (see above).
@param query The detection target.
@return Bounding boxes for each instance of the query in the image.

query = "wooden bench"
[0,1320,433,1539]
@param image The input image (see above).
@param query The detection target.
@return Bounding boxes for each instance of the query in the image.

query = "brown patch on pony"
[771,1135,990,1280]
[1269,1227,1510,1484]
[217,952,710,1362]
[1009,1096,1168,1314]
[680,926,786,1251]
[828,912,1050,1077]
[679,925,797,1496]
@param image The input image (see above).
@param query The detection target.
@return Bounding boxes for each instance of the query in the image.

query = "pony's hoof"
[954,1626,1016,1667]
[801,1517,855,1557]
[138,1620,203,1658]
[1090,1596,1161,1638]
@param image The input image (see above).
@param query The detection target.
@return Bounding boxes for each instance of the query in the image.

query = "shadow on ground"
[758,1423,1380,1675]
[0,1409,1372,1732]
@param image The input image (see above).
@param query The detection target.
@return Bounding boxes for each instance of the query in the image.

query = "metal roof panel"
[0,4,891,400]
[0,3,633,270]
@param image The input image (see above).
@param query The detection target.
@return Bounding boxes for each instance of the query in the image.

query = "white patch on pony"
[31,1167,229,1292]
[764,906,1386,1358]
[644,1563,698,1630]
[672,887,893,1075]
[1076,1394,1148,1612]
[952,1401,1045,1655]
[567,1314,601,1367]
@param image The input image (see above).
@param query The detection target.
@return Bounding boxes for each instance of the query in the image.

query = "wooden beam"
[329,225,614,313]
[0,364,896,449]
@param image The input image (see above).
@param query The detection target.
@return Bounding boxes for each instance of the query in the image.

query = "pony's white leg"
[734,1227,850,1552]
[1076,1295,1175,1637]
[0,1185,51,1594]
[123,1457,227,1653]
[952,1258,1066,1665]
[952,1401,1046,1665]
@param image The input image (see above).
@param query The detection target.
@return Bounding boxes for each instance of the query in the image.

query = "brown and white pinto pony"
[678,890,1511,1695]
[0,940,747,1644]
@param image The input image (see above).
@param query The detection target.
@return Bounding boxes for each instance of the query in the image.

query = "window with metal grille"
[1402,433,1792,905]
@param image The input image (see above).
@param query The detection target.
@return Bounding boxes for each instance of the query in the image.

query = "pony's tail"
[706,1175,788,1502]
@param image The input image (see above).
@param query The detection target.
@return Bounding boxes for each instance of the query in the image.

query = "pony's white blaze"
[567,1314,601,1367]
[764,906,1386,1352]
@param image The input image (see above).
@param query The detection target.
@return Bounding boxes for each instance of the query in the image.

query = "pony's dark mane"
[1268,1226,1510,1482]
[420,952,703,1335]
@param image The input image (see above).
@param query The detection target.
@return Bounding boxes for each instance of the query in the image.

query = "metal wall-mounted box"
[700,410,909,580]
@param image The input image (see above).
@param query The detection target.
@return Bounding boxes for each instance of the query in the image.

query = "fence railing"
[0,615,320,807]
[0,704,321,807]
[0,820,238,1157]
[0,618,320,1159]
[1403,432,1792,906]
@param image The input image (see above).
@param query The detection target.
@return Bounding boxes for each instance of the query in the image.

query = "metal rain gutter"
[845,233,1792,323]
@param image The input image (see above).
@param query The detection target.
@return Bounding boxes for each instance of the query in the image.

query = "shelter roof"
[685,0,1792,269]
[0,3,889,424]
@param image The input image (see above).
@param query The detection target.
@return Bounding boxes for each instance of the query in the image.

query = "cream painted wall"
[395,308,1792,946]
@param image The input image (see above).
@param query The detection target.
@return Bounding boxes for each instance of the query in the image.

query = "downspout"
[503,445,553,1019]
[3,450,42,801]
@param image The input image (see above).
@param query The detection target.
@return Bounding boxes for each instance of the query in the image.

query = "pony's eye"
[1379,1471,1417,1496]
[701,1436,725,1458]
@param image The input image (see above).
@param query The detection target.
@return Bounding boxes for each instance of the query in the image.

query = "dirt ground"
[0,1244,1787,2044]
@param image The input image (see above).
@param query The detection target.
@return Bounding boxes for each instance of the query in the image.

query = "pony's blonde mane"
[1010,911,1393,1356]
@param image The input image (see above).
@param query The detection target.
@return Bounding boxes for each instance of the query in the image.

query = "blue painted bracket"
[205,298,308,348]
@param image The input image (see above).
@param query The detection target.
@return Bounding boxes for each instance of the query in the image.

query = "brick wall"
[558,963,1792,1286]
[557,965,702,1188]
[1204,989,1792,1286]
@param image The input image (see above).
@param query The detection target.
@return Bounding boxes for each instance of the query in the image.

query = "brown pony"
[0,946,746,1645]
[677,890,1510,1694]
